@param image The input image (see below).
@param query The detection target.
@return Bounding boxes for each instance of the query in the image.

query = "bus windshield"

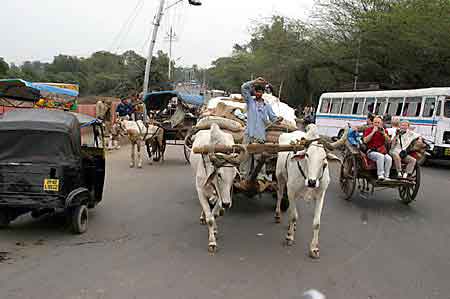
[445,100,450,117]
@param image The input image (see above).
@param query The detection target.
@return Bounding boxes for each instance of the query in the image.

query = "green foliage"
[207,0,450,106]
[0,58,9,76]
[0,50,171,96]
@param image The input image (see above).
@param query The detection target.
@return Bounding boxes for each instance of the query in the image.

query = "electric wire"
[109,0,145,53]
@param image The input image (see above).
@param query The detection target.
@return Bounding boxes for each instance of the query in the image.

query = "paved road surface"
[1,146,449,299]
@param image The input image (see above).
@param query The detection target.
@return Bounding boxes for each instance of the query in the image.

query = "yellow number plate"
[445,148,450,156]
[43,179,60,192]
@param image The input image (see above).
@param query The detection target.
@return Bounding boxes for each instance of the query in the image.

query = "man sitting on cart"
[363,116,392,181]
[390,120,421,178]
[240,77,282,182]
[116,97,134,120]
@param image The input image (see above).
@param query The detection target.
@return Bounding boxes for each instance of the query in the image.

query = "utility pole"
[166,26,177,81]
[143,0,165,97]
[142,0,202,120]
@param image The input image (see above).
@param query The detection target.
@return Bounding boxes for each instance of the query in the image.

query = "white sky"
[1,0,315,67]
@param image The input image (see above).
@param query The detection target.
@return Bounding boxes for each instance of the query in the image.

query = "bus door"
[422,96,439,143]
[436,97,450,147]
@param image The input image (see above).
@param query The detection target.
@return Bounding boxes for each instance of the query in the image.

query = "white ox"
[275,124,341,258]
[190,124,238,253]
[116,118,163,168]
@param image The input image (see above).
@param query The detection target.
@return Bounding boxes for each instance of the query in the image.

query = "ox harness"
[287,143,328,182]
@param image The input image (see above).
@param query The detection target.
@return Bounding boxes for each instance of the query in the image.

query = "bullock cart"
[339,136,422,205]
[143,91,203,163]
[193,141,314,209]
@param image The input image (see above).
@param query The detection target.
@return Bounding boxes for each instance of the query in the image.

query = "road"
[1,145,449,299]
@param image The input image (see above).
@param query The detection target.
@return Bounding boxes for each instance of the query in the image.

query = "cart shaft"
[192,143,307,155]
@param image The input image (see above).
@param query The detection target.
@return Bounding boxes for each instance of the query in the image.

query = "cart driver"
[240,77,283,182]
[116,97,134,120]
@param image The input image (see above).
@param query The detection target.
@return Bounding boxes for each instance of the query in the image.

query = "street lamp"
[142,0,201,121]
[188,0,202,5]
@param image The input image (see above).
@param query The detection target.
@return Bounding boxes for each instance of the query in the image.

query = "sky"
[1,0,315,68]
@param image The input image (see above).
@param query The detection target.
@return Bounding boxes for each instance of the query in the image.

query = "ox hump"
[210,123,233,145]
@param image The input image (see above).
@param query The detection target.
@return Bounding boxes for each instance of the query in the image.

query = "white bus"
[316,88,450,160]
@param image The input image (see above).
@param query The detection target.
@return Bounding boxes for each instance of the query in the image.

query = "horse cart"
[143,91,203,163]
[339,129,422,205]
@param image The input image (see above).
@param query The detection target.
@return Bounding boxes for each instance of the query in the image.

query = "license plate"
[445,149,450,156]
[43,179,59,192]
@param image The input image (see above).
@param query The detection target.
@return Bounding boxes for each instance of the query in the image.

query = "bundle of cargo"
[199,94,298,144]
[195,101,246,143]
[261,94,298,143]
[207,96,246,111]
[266,120,297,143]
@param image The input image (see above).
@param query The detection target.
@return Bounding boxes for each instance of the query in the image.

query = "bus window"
[363,98,375,115]
[330,98,342,114]
[341,98,353,114]
[320,98,331,113]
[423,97,436,117]
[436,99,443,117]
[403,97,422,117]
[375,98,387,115]
[444,100,450,118]
[352,98,364,115]
[386,98,404,116]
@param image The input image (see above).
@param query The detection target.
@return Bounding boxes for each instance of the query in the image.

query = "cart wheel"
[280,197,290,212]
[340,154,357,201]
[184,134,193,164]
[70,205,88,234]
[0,210,11,228]
[398,165,421,205]
[146,139,162,162]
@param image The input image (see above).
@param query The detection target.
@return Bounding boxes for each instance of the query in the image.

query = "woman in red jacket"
[363,116,392,181]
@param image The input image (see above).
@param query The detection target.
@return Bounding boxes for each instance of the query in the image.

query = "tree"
[206,0,450,106]
[0,58,9,77]
[0,49,171,97]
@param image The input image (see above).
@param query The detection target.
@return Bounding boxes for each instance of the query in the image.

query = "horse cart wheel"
[340,154,358,201]
[146,139,162,162]
[398,165,421,205]
[184,133,194,164]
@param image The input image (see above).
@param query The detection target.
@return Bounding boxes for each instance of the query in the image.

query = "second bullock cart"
[339,128,423,204]
[143,91,203,163]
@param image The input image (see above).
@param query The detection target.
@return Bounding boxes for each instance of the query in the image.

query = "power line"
[109,0,145,53]
[109,0,142,51]
[115,0,145,53]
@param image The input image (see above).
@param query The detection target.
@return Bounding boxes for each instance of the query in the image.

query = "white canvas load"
[262,94,297,128]
[195,116,244,133]
[207,97,247,111]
